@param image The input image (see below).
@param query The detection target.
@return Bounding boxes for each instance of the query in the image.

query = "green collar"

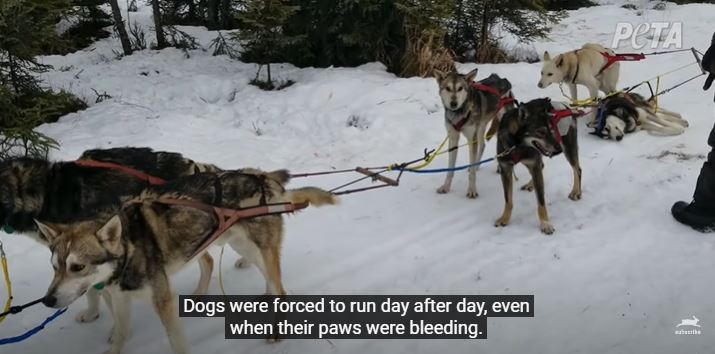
[3,224,13,234]
[93,282,106,290]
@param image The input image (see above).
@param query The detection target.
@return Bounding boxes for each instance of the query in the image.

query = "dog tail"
[703,73,714,91]
[286,187,338,207]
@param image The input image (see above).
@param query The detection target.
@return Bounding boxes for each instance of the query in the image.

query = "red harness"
[75,159,167,185]
[450,83,516,131]
[598,52,646,75]
[549,108,585,144]
[151,198,308,261]
[76,159,309,261]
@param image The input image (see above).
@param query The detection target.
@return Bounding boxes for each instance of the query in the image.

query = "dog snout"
[537,82,544,88]
[42,295,58,308]
[616,135,623,141]
[450,101,458,109]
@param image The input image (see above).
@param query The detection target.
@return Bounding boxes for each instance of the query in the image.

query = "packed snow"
[3,1,715,353]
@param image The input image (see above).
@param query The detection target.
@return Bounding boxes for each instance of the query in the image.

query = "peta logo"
[612,22,683,49]
[674,316,702,335]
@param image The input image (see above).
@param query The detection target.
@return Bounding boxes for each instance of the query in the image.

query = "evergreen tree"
[450,0,562,62]
[0,0,86,158]
[234,0,300,88]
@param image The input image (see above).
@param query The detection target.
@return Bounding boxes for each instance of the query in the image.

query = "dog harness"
[151,198,309,261]
[548,106,585,144]
[571,51,646,83]
[597,52,646,75]
[450,83,516,132]
[74,159,167,185]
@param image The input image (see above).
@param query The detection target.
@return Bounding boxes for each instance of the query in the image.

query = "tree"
[152,0,168,49]
[0,0,83,158]
[108,0,132,55]
[234,0,300,87]
[450,0,562,62]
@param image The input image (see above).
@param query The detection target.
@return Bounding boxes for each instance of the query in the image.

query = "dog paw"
[466,189,478,199]
[521,183,534,192]
[75,309,100,323]
[568,191,582,201]
[540,223,555,235]
[494,217,510,227]
[436,185,450,194]
[234,257,251,269]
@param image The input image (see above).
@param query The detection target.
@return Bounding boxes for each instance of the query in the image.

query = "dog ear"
[543,51,551,61]
[433,69,446,82]
[96,215,123,254]
[517,103,528,121]
[465,68,478,82]
[34,219,61,243]
[556,55,564,67]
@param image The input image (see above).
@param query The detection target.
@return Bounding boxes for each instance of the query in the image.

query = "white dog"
[538,43,621,123]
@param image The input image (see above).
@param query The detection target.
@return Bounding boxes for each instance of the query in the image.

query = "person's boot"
[672,150,715,232]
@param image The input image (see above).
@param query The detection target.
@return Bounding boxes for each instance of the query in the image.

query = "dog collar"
[3,224,13,234]
[93,282,105,290]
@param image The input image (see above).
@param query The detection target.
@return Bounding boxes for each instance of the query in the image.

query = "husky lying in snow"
[37,170,337,354]
[538,43,620,124]
[596,92,689,140]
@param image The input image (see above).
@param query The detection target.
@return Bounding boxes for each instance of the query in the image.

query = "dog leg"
[584,80,601,127]
[644,115,685,136]
[563,131,582,201]
[657,111,689,127]
[568,83,578,102]
[437,130,459,194]
[192,253,213,296]
[528,160,554,235]
[228,232,272,295]
[105,289,131,354]
[495,163,514,227]
[75,287,101,323]
[152,273,189,354]
[466,132,479,199]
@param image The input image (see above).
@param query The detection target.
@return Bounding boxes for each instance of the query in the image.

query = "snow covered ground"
[3,1,715,353]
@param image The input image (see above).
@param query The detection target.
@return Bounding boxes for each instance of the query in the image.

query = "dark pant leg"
[692,121,715,208]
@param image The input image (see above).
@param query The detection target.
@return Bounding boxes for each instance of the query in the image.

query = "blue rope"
[401,157,496,174]
[0,308,67,345]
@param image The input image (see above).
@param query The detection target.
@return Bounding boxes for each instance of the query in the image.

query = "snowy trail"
[3,1,715,354]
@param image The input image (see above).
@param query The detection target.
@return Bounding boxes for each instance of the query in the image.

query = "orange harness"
[152,198,308,261]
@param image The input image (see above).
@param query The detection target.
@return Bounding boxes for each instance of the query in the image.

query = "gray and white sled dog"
[434,68,516,198]
[37,170,338,354]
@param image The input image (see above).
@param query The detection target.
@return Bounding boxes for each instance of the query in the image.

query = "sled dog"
[494,98,582,235]
[538,43,620,123]
[38,170,337,354]
[0,147,220,322]
[434,68,516,198]
[597,92,689,140]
